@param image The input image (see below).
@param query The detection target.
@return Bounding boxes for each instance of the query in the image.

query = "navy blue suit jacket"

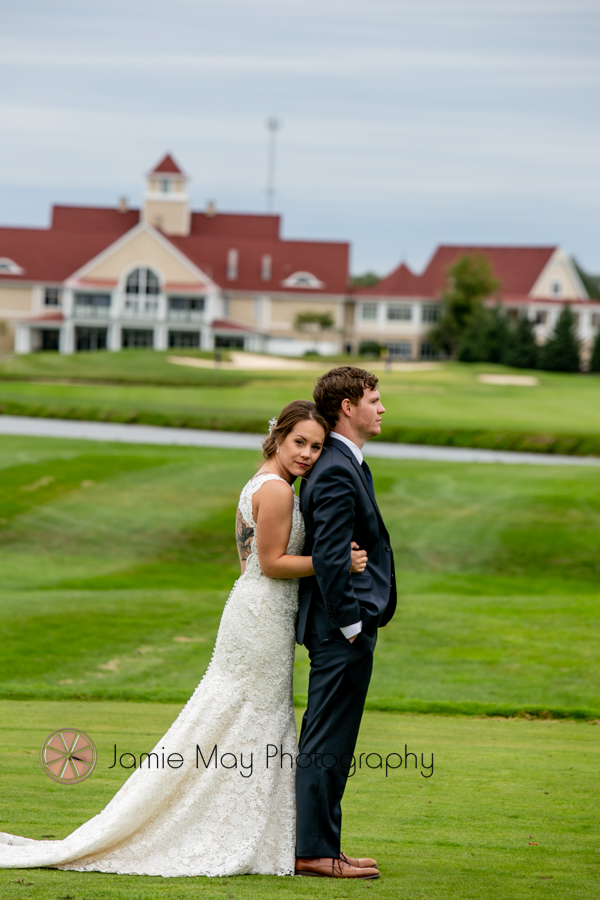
[296,436,396,644]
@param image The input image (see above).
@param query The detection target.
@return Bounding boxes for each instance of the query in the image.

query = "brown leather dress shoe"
[295,857,380,879]
[340,851,378,868]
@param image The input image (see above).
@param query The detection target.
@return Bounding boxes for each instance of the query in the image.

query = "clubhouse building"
[351,245,599,361]
[0,153,598,358]
[0,154,349,356]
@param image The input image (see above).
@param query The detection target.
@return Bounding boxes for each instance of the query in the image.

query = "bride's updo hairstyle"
[262,400,329,461]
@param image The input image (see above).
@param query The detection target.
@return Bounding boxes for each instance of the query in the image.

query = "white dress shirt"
[330,432,364,640]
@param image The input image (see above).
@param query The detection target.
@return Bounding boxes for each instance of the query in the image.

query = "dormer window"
[126,268,160,295]
[281,271,324,290]
[261,254,272,282]
[227,249,238,281]
[551,279,563,297]
[0,257,24,275]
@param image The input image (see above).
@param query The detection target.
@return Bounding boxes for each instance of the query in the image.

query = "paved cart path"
[1,415,599,466]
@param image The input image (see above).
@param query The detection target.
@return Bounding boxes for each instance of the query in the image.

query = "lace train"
[0,474,304,877]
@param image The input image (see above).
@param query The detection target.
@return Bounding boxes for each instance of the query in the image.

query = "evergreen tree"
[457,307,492,362]
[589,328,600,373]
[504,315,538,369]
[573,259,600,301]
[485,306,511,364]
[430,254,500,358]
[539,305,580,373]
[457,306,510,363]
[351,272,381,288]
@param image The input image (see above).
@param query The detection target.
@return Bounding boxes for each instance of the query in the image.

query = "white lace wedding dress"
[0,473,303,877]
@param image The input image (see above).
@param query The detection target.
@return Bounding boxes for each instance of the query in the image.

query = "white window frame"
[44,287,62,307]
[387,341,412,359]
[361,303,378,321]
[421,304,440,323]
[387,304,412,322]
[125,267,161,296]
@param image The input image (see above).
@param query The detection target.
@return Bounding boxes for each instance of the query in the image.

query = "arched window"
[125,268,160,295]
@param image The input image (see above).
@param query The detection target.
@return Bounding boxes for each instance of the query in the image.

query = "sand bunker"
[168,353,442,373]
[478,374,539,387]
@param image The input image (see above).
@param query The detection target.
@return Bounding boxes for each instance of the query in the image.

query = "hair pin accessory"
[268,417,278,435]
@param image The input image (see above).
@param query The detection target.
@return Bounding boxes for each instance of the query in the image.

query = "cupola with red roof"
[142,152,190,237]
[151,153,185,176]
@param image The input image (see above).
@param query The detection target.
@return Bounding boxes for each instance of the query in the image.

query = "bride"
[0,400,367,878]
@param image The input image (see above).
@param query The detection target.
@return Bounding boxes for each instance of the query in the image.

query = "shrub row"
[1,686,597,720]
[373,425,600,456]
[2,400,600,457]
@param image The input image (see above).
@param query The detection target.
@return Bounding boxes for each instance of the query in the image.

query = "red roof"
[0,204,348,294]
[0,226,123,283]
[356,245,557,299]
[52,205,140,234]
[150,153,184,176]
[361,262,426,297]
[190,211,281,240]
[168,233,349,294]
[211,318,263,333]
[29,311,64,322]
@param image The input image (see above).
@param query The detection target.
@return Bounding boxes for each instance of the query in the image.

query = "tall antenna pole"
[265,116,281,212]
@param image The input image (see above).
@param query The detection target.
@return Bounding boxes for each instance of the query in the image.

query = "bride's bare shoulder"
[252,475,294,516]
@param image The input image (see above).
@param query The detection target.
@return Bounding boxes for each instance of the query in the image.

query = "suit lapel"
[329,438,386,529]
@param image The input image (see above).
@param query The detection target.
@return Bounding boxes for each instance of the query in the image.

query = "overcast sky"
[1,0,599,276]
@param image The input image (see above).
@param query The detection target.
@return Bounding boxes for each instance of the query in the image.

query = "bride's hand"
[350,541,368,573]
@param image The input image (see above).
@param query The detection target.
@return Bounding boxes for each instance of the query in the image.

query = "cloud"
[1,0,599,271]
[1,40,598,87]
[1,101,597,204]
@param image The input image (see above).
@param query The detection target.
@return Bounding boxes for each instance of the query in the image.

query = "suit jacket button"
[385,545,391,552]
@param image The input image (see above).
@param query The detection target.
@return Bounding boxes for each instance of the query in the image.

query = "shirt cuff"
[340,621,363,640]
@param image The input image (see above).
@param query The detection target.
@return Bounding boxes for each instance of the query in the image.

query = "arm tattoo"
[236,508,254,562]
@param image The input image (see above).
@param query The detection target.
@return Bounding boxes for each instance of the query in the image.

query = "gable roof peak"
[150,153,185,176]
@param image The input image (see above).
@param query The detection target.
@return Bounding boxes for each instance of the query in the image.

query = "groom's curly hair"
[313,366,379,429]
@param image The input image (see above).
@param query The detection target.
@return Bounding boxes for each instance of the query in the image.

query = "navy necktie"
[361,459,374,496]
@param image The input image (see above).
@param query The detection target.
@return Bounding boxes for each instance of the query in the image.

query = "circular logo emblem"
[40,729,97,784]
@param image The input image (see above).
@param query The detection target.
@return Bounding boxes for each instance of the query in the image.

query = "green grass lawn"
[0,349,245,387]
[0,701,597,900]
[3,352,600,437]
[0,436,598,716]
[1,435,598,898]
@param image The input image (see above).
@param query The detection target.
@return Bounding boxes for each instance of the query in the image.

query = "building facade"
[1,155,598,359]
[351,245,600,360]
[0,155,350,356]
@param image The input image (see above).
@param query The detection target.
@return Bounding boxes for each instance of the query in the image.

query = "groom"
[295,366,396,879]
